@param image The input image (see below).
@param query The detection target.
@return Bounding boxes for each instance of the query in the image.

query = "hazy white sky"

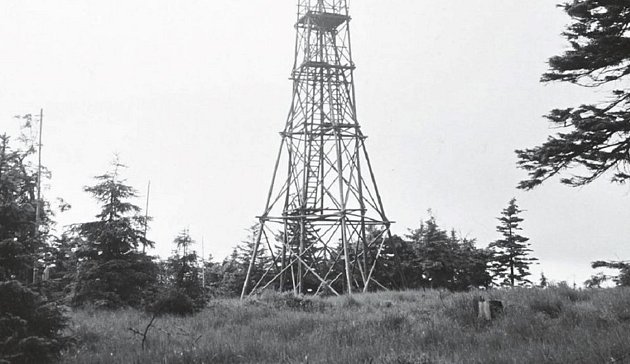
[2,0,629,286]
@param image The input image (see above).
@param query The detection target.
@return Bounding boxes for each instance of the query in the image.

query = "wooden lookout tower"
[241,0,392,298]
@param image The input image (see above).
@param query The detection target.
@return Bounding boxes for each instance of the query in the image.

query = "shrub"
[147,288,196,317]
[0,280,69,363]
[552,282,590,302]
[72,255,159,309]
[529,294,563,318]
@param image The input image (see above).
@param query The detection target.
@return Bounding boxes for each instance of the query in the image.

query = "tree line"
[1,126,541,304]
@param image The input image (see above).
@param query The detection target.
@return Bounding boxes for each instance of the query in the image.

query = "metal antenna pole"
[201,236,205,289]
[33,109,43,284]
[35,108,43,227]
[143,181,151,253]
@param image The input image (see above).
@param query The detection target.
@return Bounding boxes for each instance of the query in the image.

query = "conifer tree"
[72,158,157,308]
[0,281,68,363]
[407,217,458,289]
[404,214,492,291]
[371,235,410,290]
[75,158,152,259]
[165,229,205,308]
[517,1,630,189]
[215,248,244,297]
[591,260,630,287]
[0,124,68,363]
[201,254,222,295]
[489,198,537,287]
[0,133,50,283]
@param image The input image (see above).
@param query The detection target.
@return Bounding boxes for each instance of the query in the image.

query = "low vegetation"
[0,281,69,364]
[60,286,630,364]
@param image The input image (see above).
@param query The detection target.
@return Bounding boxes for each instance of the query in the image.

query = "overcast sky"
[2,0,629,286]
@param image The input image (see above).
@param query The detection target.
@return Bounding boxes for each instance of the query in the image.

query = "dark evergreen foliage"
[234,224,272,295]
[147,288,195,317]
[35,233,80,303]
[72,253,158,308]
[517,0,630,189]
[162,230,206,310]
[369,216,492,291]
[214,248,247,297]
[373,235,417,290]
[215,218,495,294]
[488,198,537,287]
[0,134,47,283]
[276,222,324,293]
[584,272,609,288]
[591,260,630,287]
[405,216,492,291]
[0,127,70,364]
[74,160,153,258]
[201,255,223,296]
[0,280,68,364]
[72,159,158,308]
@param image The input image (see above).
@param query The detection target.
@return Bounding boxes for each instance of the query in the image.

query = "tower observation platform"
[241,0,392,298]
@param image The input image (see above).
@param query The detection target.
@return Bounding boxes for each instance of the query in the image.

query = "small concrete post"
[478,300,491,321]
[477,298,503,321]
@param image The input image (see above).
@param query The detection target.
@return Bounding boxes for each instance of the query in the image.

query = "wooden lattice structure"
[241,0,392,298]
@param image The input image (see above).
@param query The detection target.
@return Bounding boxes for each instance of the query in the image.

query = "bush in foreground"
[0,281,69,364]
[147,288,196,317]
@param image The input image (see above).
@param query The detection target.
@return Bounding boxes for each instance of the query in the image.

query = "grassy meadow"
[60,286,630,364]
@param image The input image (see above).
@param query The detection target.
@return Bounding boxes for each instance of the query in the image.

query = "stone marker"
[477,298,504,321]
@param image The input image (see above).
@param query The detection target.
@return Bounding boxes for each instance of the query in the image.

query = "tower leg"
[279,230,287,292]
[298,218,305,295]
[341,216,353,295]
[240,223,265,299]
[364,228,391,293]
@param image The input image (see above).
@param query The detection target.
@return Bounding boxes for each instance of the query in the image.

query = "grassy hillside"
[60,286,630,363]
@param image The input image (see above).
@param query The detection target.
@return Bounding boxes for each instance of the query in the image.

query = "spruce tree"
[407,217,458,289]
[489,198,537,287]
[405,214,492,291]
[517,1,630,189]
[215,248,244,297]
[0,125,68,363]
[201,254,222,295]
[591,260,630,287]
[165,229,205,309]
[0,281,68,363]
[371,235,416,290]
[72,158,157,308]
[0,133,49,283]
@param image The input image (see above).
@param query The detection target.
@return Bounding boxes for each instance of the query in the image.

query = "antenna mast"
[201,236,205,289]
[35,108,43,229]
[143,181,151,253]
[32,109,44,284]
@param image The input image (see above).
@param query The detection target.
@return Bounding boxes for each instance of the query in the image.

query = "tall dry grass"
[60,286,630,363]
